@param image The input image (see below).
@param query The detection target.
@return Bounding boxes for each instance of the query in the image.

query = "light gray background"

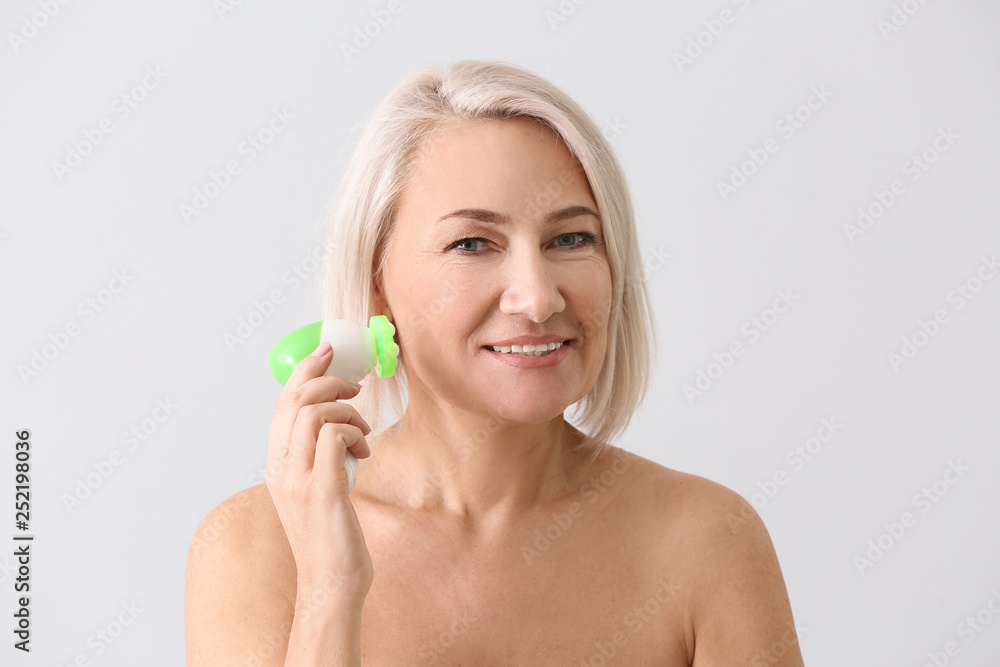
[2,0,999,664]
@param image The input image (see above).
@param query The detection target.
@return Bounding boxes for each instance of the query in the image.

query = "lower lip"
[482,342,571,368]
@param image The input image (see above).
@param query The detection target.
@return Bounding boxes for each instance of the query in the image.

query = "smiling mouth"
[482,341,571,356]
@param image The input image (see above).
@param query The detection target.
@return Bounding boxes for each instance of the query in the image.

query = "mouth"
[481,340,572,357]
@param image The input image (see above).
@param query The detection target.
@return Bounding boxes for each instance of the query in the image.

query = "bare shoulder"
[607,449,804,666]
[637,457,763,539]
[184,483,296,666]
[624,459,803,667]
[618,452,787,594]
[603,447,753,520]
[186,483,296,599]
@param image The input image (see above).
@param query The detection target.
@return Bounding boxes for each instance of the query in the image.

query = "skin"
[184,116,805,666]
[361,115,613,527]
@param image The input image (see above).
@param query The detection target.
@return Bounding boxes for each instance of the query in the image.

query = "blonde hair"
[318,59,656,463]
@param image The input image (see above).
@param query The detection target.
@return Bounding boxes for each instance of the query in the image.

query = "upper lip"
[483,335,573,347]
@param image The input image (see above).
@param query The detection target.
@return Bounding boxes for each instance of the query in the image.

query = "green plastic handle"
[268,321,324,386]
[268,316,397,385]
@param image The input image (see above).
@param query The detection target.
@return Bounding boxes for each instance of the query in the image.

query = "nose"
[498,245,566,322]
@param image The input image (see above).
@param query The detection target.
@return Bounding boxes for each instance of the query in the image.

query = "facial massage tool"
[268,315,399,493]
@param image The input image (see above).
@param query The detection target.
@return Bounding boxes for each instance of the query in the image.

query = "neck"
[362,397,590,530]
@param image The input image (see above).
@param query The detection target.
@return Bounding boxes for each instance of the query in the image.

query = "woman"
[185,59,804,666]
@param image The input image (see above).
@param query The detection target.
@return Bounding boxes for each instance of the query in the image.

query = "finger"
[286,401,371,474]
[268,342,335,463]
[286,340,334,392]
[268,360,363,465]
[292,376,372,434]
[313,422,367,489]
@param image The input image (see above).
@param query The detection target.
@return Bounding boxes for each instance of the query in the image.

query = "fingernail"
[348,380,362,388]
[310,340,332,357]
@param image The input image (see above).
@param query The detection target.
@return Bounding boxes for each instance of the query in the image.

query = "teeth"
[489,342,565,356]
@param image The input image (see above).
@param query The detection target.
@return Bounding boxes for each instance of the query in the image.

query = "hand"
[265,340,374,603]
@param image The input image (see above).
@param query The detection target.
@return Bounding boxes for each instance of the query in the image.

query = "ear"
[372,265,393,323]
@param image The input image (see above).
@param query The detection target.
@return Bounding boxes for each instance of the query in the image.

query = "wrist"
[295,574,368,613]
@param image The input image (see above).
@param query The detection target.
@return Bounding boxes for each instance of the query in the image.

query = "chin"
[475,393,572,425]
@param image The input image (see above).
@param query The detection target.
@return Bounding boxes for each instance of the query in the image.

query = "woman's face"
[377,117,612,425]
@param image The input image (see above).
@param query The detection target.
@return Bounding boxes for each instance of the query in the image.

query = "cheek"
[571,260,613,344]
[394,270,477,353]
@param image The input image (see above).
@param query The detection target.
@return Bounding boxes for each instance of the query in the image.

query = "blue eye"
[553,232,597,248]
[449,238,489,253]
[446,232,598,255]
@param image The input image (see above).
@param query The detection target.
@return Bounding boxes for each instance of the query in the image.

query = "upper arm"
[686,480,804,667]
[185,484,296,667]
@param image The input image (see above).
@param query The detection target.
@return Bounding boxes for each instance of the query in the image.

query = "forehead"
[397,117,595,219]
[416,116,574,165]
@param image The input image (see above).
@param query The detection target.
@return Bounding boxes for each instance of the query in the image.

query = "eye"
[552,232,597,248]
[447,237,490,254]
[445,232,599,256]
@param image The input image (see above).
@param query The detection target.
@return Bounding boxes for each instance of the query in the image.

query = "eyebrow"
[435,205,601,226]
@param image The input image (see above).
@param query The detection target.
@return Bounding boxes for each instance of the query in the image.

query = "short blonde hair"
[319,59,656,463]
